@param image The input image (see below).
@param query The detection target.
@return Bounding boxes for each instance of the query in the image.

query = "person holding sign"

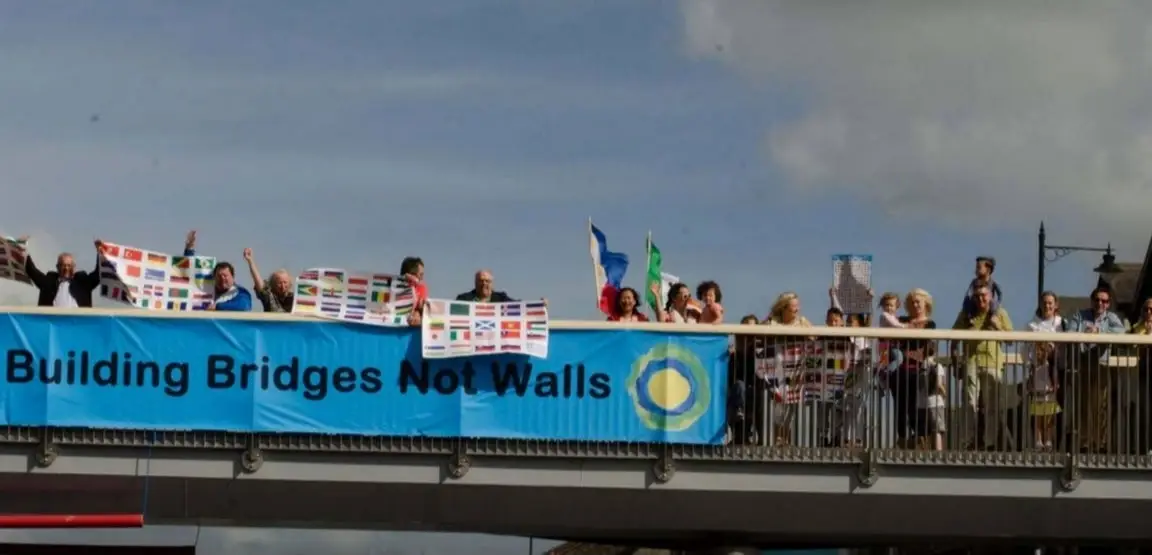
[19,236,104,308]
[183,230,251,312]
[242,248,294,313]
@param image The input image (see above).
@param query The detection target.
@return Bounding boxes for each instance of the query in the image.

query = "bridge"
[1,308,1152,552]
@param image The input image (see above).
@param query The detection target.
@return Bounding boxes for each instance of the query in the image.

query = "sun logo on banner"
[627,343,710,432]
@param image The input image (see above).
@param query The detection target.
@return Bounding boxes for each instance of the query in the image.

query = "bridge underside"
[1,465,1151,549]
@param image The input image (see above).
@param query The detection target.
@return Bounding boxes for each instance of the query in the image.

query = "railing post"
[857,448,878,487]
[1060,454,1081,492]
[652,445,676,483]
[33,427,57,468]
[239,433,263,474]
[447,441,471,479]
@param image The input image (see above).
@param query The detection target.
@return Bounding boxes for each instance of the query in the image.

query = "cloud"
[681,0,1152,249]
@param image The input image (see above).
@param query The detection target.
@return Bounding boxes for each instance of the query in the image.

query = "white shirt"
[878,311,905,328]
[53,279,79,308]
[1027,315,1064,366]
[917,362,947,409]
[668,308,698,324]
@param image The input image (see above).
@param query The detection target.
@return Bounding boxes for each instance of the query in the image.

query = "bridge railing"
[2,307,1152,472]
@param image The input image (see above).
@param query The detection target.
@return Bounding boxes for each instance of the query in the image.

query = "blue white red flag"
[588,219,629,316]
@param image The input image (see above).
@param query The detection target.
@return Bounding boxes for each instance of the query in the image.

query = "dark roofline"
[1126,235,1152,323]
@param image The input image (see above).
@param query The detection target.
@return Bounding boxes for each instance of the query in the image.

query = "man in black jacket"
[456,270,516,303]
[22,238,104,308]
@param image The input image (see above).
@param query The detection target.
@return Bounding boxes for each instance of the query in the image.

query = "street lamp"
[1037,222,1124,301]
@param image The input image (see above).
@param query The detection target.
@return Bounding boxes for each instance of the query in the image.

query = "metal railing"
[3,307,1152,473]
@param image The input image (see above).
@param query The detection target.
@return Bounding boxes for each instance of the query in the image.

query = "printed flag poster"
[754,342,856,404]
[0,236,31,285]
[291,268,417,326]
[832,254,872,315]
[422,299,549,359]
[98,242,216,311]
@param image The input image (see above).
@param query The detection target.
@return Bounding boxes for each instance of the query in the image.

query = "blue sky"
[2,0,1152,550]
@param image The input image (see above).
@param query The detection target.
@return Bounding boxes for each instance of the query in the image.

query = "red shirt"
[607,312,649,322]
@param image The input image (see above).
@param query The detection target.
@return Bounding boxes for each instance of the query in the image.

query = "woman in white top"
[657,282,698,324]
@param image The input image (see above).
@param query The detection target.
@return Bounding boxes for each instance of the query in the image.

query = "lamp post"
[1037,222,1124,302]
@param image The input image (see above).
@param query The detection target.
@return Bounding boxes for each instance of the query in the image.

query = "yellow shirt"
[952,308,1014,370]
[1133,321,1152,335]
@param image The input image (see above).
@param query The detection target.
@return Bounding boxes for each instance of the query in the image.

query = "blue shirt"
[185,247,251,312]
[1067,308,1126,360]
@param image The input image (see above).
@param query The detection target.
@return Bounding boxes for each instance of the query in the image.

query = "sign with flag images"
[0,236,31,285]
[97,241,216,311]
[291,267,417,326]
[421,299,549,359]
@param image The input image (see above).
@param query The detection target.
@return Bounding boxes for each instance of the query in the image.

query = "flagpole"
[645,230,652,305]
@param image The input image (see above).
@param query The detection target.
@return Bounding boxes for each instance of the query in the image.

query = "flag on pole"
[645,233,679,312]
[588,220,628,316]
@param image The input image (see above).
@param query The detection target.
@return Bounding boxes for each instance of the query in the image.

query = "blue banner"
[0,313,728,444]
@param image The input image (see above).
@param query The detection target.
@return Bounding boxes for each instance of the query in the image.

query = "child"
[876,292,906,374]
[1029,342,1061,451]
[827,308,870,447]
[917,359,947,451]
[962,256,1003,317]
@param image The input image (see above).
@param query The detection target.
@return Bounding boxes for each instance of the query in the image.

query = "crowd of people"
[14,233,1152,454]
[15,230,526,326]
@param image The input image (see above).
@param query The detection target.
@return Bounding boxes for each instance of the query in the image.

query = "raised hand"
[243,248,253,261]
[185,230,197,250]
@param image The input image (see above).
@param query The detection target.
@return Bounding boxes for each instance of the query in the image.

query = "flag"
[98,241,215,311]
[588,220,629,316]
[645,232,662,311]
[0,236,32,285]
[645,233,680,312]
[293,267,413,327]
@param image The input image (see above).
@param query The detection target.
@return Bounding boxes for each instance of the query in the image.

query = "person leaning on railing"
[1066,285,1126,454]
[728,314,762,444]
[952,284,1013,451]
[825,307,869,447]
[1131,298,1152,454]
[656,282,698,324]
[890,289,937,449]
[241,248,294,312]
[183,230,251,312]
[399,256,427,326]
[763,292,812,445]
[606,287,648,322]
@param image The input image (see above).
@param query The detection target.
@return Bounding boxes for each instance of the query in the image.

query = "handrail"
[3,305,1152,345]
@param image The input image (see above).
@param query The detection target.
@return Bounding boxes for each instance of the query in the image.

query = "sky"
[3,0,1152,551]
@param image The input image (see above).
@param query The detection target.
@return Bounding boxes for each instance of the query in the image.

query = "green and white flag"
[645,232,679,311]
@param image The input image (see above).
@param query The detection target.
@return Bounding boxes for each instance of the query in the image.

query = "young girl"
[1028,292,1064,451]
[697,281,724,324]
[1029,342,1061,450]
